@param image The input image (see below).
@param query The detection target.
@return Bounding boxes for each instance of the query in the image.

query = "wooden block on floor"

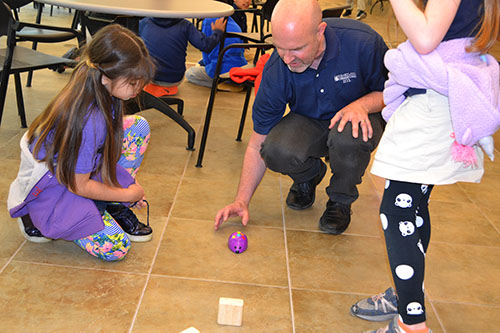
[217,297,244,326]
[179,327,200,333]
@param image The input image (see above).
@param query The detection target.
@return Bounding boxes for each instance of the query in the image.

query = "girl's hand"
[130,197,148,209]
[127,182,145,203]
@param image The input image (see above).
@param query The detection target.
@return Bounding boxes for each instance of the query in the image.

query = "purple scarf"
[383,38,500,147]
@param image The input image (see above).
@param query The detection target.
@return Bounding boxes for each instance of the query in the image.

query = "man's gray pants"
[260,112,385,205]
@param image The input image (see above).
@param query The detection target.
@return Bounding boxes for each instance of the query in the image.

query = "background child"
[7,24,156,261]
[350,0,500,332]
[343,0,370,20]
[139,16,226,87]
[185,0,249,88]
[227,0,252,33]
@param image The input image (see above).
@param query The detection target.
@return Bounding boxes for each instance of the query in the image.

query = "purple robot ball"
[228,231,248,254]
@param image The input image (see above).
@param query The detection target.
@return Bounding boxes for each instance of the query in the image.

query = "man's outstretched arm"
[214,131,268,230]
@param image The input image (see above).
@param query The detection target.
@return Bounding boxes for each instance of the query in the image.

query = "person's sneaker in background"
[356,10,367,20]
[342,8,352,16]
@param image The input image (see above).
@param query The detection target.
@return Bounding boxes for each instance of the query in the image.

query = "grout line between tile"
[284,227,382,238]
[431,240,500,249]
[290,286,386,296]
[427,298,447,333]
[0,239,26,275]
[149,273,289,289]
[128,149,193,332]
[11,259,148,276]
[428,299,500,308]
[280,177,296,333]
[172,216,285,229]
[456,182,500,236]
[171,215,383,239]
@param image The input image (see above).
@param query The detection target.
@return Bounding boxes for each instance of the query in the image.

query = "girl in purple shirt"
[8,24,156,261]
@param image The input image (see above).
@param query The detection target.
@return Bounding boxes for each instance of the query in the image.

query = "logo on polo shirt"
[334,72,357,83]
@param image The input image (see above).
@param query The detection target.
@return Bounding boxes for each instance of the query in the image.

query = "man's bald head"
[271,0,323,36]
[270,0,326,73]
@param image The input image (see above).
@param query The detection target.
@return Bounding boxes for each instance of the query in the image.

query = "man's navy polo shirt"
[253,18,389,135]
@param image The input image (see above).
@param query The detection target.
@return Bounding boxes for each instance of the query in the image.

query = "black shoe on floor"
[286,162,327,210]
[342,8,352,17]
[355,10,367,20]
[318,200,352,235]
[17,215,52,243]
[106,203,152,242]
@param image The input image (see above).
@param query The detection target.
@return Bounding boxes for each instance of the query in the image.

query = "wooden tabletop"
[35,0,234,18]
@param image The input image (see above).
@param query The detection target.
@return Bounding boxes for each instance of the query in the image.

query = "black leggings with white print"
[380,180,434,325]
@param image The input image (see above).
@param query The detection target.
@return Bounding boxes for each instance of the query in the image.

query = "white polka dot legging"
[379,179,434,325]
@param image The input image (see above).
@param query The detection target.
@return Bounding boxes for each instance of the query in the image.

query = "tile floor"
[1,2,499,332]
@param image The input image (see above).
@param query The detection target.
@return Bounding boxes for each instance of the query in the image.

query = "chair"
[195,28,273,167]
[249,0,265,33]
[82,13,195,151]
[322,5,350,18]
[81,11,140,35]
[0,1,77,127]
[126,92,195,150]
[370,0,389,14]
[261,0,278,32]
[5,0,84,86]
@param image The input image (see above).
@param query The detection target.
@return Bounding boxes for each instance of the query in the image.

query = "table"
[36,0,234,18]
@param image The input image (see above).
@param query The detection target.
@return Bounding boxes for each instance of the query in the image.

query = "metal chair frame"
[0,0,77,127]
[195,28,273,167]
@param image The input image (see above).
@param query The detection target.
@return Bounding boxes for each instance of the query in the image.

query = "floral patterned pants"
[73,115,150,261]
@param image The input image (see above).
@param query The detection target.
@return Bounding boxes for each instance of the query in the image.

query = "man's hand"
[329,104,373,142]
[214,200,249,230]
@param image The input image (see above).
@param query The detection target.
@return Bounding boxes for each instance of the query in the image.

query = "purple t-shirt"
[30,108,107,175]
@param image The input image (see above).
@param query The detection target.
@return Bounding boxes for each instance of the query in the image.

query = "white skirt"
[371,90,484,185]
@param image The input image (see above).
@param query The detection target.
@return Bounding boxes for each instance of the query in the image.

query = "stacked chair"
[0,0,78,127]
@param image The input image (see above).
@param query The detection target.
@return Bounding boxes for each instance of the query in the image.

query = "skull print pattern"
[379,179,434,325]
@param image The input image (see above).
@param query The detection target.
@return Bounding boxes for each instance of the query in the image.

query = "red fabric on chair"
[143,83,178,97]
[229,53,270,94]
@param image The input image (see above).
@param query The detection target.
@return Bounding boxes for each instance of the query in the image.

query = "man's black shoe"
[17,215,52,243]
[318,201,352,235]
[106,204,153,242]
[286,162,327,210]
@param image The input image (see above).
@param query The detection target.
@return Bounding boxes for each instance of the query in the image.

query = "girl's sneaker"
[106,203,152,242]
[364,316,432,333]
[351,287,398,321]
[17,216,52,243]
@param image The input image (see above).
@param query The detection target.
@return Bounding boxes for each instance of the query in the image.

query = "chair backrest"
[262,0,278,20]
[3,0,32,10]
[83,12,140,35]
[322,5,350,18]
[0,1,15,38]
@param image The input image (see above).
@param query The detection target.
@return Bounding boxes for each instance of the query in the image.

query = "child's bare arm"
[72,173,144,203]
[390,0,460,54]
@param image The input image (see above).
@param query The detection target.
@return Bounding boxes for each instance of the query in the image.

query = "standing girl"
[8,24,156,261]
[350,0,500,332]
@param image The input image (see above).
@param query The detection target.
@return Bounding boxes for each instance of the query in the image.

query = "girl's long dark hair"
[27,24,155,191]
